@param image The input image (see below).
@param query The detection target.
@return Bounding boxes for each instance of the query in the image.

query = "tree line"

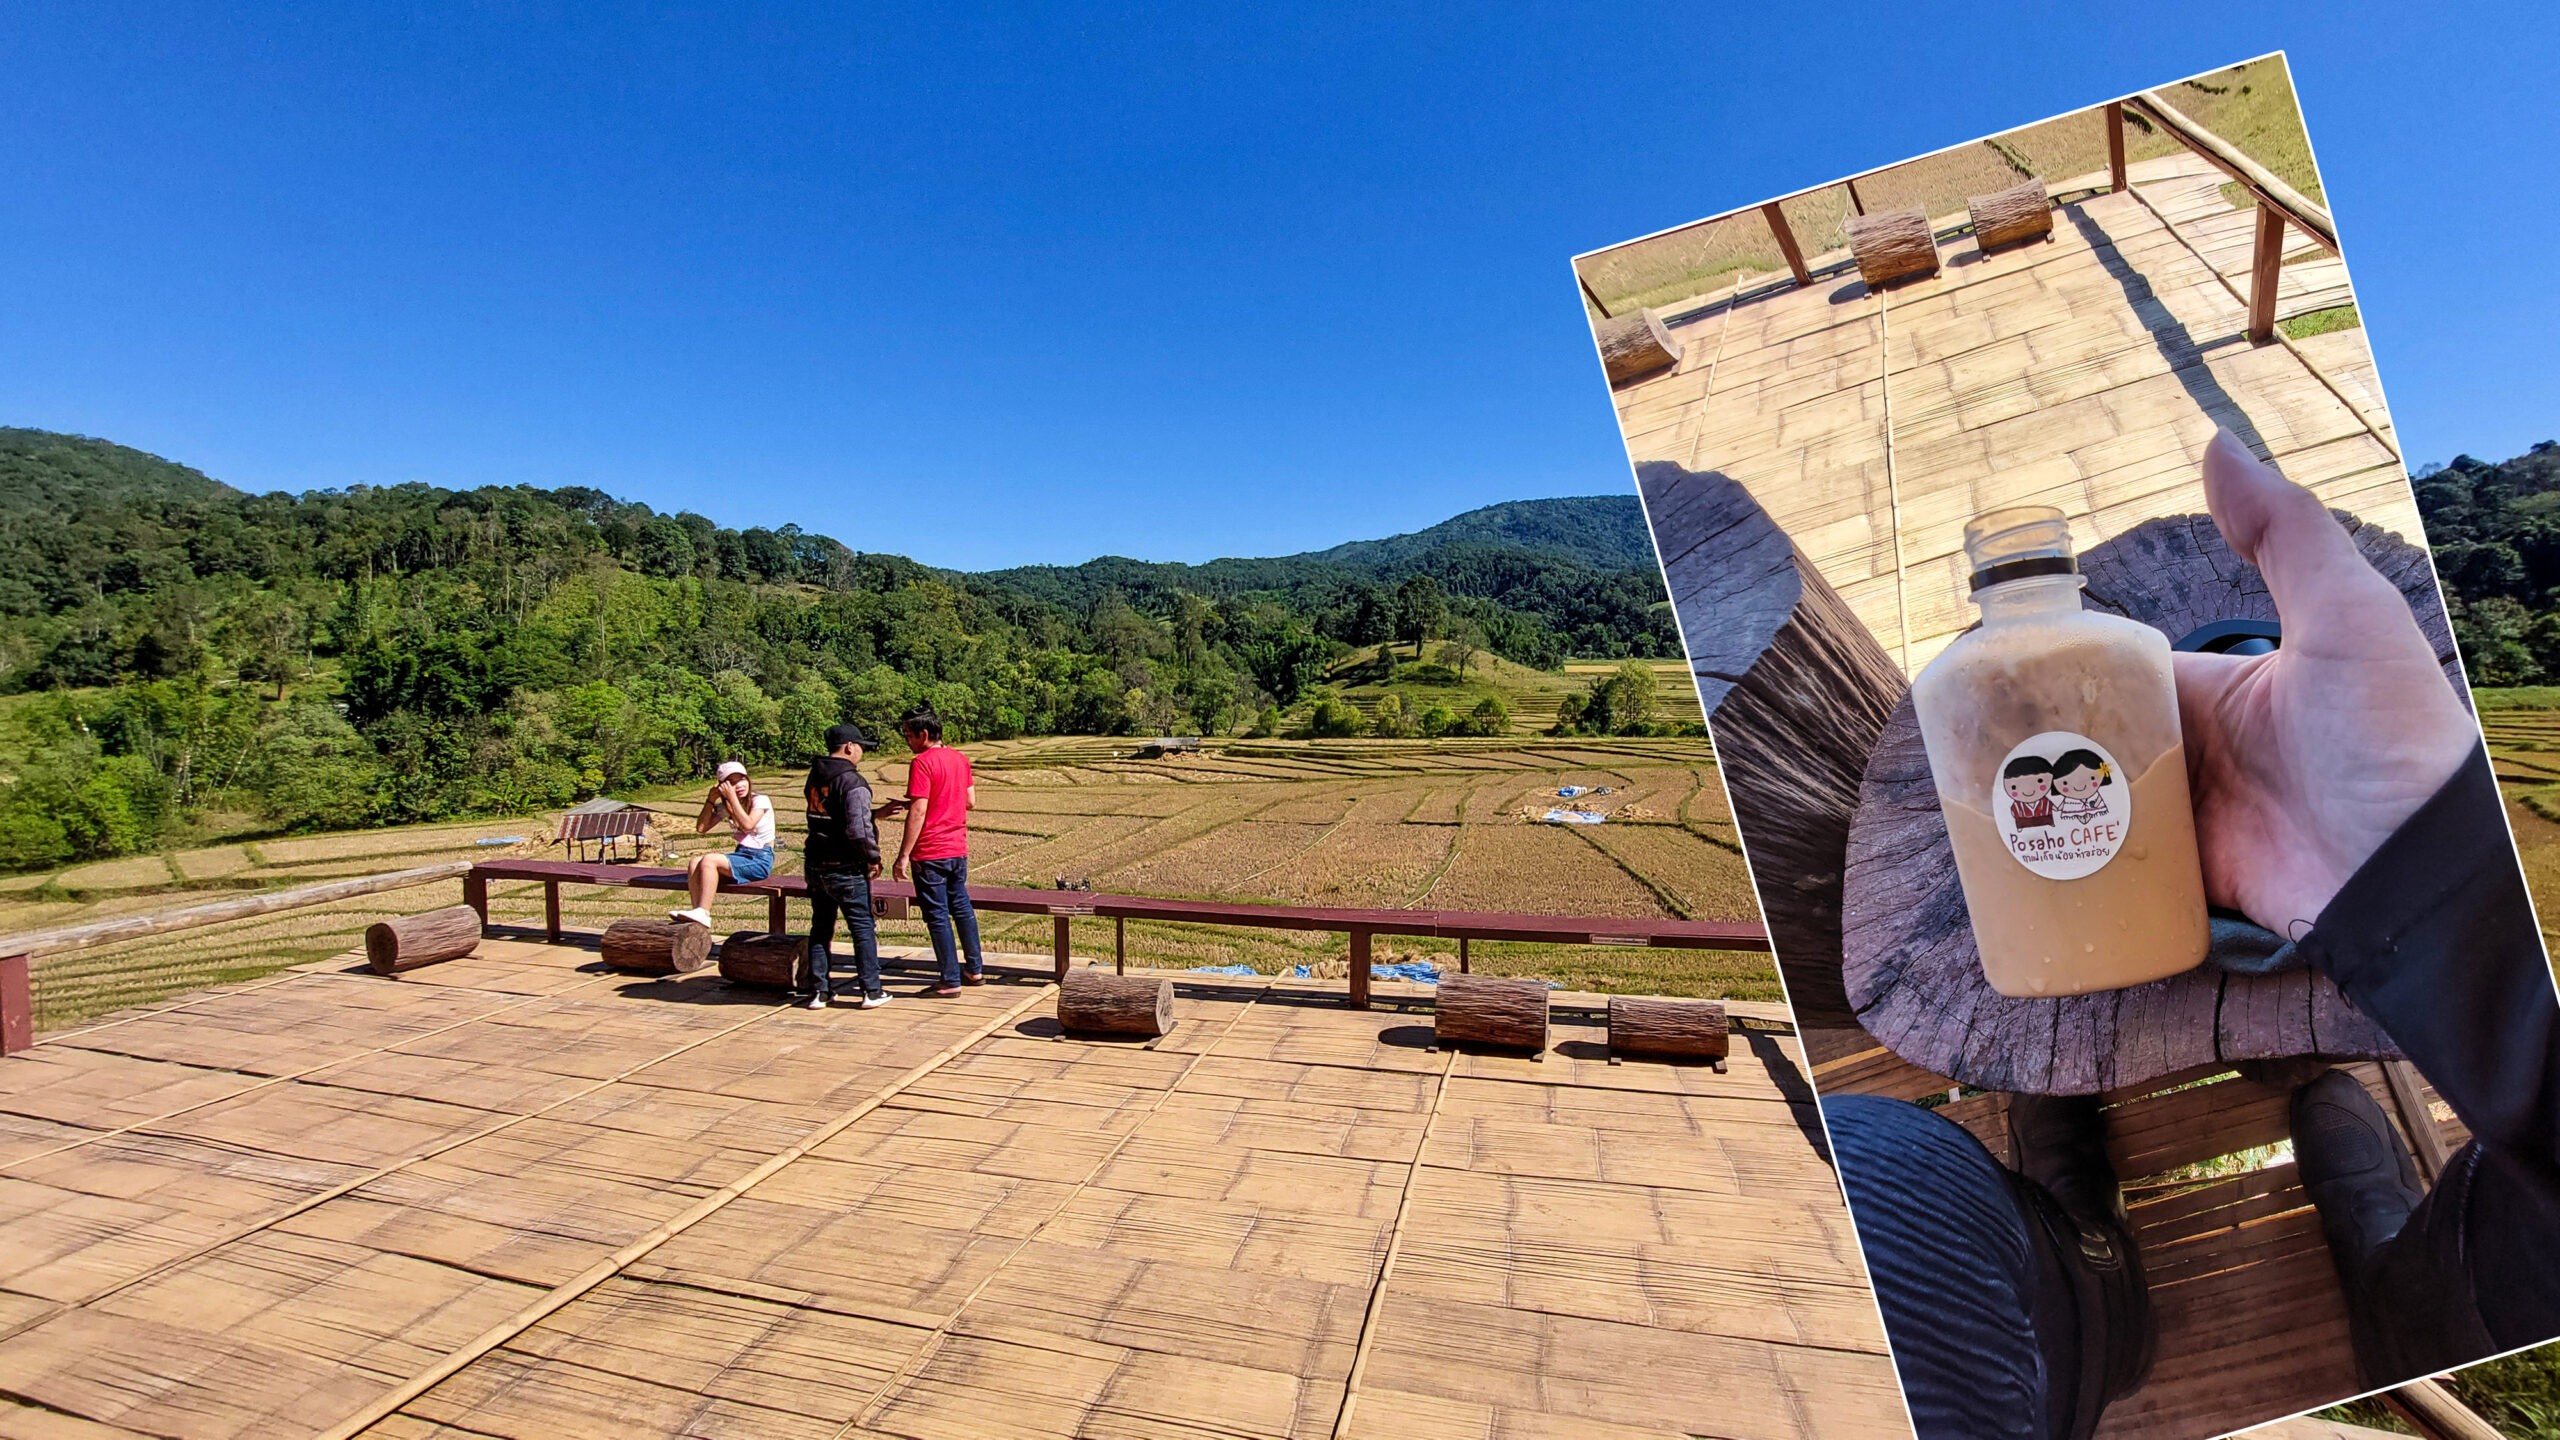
[2413,440,2560,684]
[0,429,1685,870]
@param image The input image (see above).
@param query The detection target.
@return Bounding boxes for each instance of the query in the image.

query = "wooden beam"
[1843,178,1866,216]
[544,881,563,943]
[1348,928,1372,1009]
[0,860,475,965]
[2247,201,2287,343]
[2105,102,2127,193]
[1576,270,1611,321]
[2384,1380,2508,1440]
[766,891,787,936]
[1760,202,1813,287]
[1114,915,1126,975]
[0,953,30,1055]
[1051,915,1072,982]
[464,871,489,925]
[2381,1059,2453,1181]
[1457,936,1469,974]
[2128,90,2337,251]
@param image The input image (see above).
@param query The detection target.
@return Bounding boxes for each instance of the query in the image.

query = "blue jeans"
[804,865,881,1001]
[913,856,982,987]
[1824,1094,2057,1440]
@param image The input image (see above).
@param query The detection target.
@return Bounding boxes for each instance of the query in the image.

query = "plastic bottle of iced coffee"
[1910,507,2209,997]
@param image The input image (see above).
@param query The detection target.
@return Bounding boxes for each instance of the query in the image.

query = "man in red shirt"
[890,704,983,995]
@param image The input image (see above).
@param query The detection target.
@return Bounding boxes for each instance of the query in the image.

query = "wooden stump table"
[1841,511,2461,1093]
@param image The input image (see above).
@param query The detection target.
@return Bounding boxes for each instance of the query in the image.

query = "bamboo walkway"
[0,934,1903,1439]
[1612,152,2405,675]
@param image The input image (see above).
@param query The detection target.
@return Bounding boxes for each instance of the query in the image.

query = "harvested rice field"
[1,737,1770,1031]
[2481,701,2560,951]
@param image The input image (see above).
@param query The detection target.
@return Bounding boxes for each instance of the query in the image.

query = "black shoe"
[2291,1069,2424,1266]
[2008,1093,2156,1435]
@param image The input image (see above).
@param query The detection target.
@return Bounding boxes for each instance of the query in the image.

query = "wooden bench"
[461,860,1768,1008]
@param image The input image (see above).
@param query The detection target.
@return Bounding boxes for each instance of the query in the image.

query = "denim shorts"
[727,846,775,883]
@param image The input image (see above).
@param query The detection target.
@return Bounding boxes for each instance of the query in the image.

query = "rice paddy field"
[0,734,1769,1031]
[2479,698,2560,953]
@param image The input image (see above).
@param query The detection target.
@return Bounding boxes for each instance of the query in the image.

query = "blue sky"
[0,3,2549,570]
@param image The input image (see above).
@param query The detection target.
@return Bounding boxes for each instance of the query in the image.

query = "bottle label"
[1989,731,2130,880]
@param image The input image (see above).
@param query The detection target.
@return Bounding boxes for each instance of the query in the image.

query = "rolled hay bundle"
[601,917,712,975]
[1434,974,1549,1052]
[1595,309,1684,385]
[1608,997,1730,1064]
[1059,968,1175,1038]
[718,931,802,989]
[1968,179,2053,252]
[365,904,482,975]
[1847,208,1940,288]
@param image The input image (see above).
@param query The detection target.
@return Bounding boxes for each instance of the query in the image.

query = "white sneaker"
[857,991,890,1010]
[669,907,712,927]
[803,994,828,1010]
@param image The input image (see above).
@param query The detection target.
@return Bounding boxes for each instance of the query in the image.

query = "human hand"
[2173,429,2477,934]
[891,858,907,883]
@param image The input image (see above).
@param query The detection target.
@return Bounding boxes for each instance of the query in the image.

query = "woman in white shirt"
[670,760,775,927]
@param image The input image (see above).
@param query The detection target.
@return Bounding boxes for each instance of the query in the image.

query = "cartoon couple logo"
[2000,748,2115,830]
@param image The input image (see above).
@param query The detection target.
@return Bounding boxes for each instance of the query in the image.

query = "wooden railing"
[461,858,1768,1010]
[0,860,476,1055]
[1580,91,2332,336]
[2116,91,2339,343]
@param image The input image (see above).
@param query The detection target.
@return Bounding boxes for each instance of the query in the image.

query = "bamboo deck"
[0,934,1903,1439]
[1612,152,2404,675]
[1804,1026,2469,1440]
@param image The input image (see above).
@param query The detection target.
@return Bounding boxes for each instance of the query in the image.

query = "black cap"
[823,722,873,752]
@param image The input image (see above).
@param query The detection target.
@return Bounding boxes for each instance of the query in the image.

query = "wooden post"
[1576,270,1611,321]
[2381,1059,2453,1181]
[716,931,802,989]
[1052,915,1072,982]
[0,953,30,1055]
[1843,178,1866,216]
[1607,997,1730,1066]
[1435,975,1549,1052]
[600,918,711,975]
[1595,310,1684,385]
[1846,208,1940,289]
[2246,203,2286,343]
[767,892,787,935]
[464,871,490,926]
[1114,915,1126,975]
[1760,202,1812,287]
[2106,102,2128,193]
[1457,937,1469,974]
[544,881,562,943]
[1348,928,1372,1009]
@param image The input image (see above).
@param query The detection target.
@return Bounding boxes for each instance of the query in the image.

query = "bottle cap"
[1964,506,2080,593]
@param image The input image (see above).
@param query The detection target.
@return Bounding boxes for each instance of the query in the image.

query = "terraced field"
[2480,701,2560,942]
[0,736,1770,1030]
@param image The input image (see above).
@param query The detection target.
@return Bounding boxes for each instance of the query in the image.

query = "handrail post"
[545,882,563,943]
[1348,929,1371,1009]
[1052,915,1072,982]
[767,892,787,936]
[1760,202,1813,287]
[464,871,490,927]
[2106,102,2128,193]
[1114,916,1125,975]
[1458,937,1470,974]
[1,952,30,1055]
[1577,271,1611,321]
[1843,178,1866,216]
[2246,203,2286,343]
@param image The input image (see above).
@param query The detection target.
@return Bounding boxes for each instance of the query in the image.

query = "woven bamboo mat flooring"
[0,937,1898,1439]
[1613,154,2407,675]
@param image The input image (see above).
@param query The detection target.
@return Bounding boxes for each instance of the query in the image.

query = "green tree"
[1393,575,1447,658]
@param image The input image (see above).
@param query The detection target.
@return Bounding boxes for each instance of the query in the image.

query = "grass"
[1324,645,1699,732]
[2280,303,2361,341]
[2316,1343,2560,1435]
[1579,55,2317,317]
[0,727,1771,1031]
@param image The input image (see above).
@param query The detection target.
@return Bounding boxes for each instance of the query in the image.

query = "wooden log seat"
[717,931,802,989]
[600,917,712,975]
[1608,996,1730,1065]
[1634,461,1905,1027]
[1434,974,1549,1052]
[1842,510,2458,1093]
[1595,308,1684,385]
[1968,178,2054,252]
[365,904,483,975]
[1846,207,1940,289]
[1058,969,1175,1038]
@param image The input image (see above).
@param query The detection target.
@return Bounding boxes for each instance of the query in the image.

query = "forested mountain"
[0,428,1679,869]
[2415,439,2560,684]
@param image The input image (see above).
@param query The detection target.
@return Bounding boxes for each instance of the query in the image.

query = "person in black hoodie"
[801,722,892,1010]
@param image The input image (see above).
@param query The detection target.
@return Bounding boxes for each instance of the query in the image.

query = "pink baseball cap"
[714,761,748,781]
